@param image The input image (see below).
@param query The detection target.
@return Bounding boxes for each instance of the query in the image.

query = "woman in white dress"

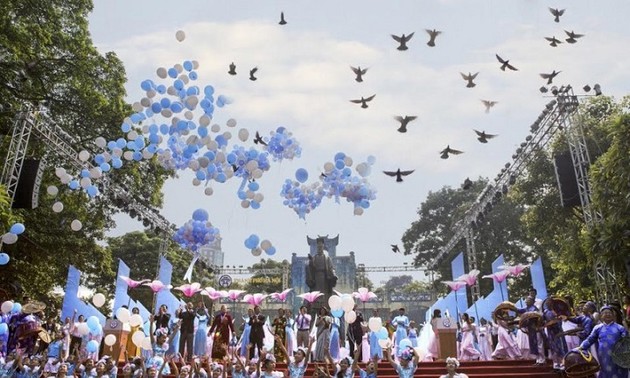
[476,318,493,361]
[425,309,441,361]
[458,313,481,361]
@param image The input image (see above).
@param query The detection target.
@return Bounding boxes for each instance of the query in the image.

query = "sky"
[86,0,630,287]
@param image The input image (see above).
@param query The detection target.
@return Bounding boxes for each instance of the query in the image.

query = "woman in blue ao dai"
[578,306,628,378]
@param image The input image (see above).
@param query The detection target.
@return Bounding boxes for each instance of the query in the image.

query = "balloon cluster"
[244,234,277,256]
[0,223,27,265]
[328,294,358,323]
[45,186,83,231]
[49,60,300,213]
[116,307,152,350]
[281,153,377,218]
[172,209,221,252]
[264,127,302,161]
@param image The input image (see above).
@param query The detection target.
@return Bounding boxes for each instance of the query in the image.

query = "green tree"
[0,0,170,300]
[402,178,533,297]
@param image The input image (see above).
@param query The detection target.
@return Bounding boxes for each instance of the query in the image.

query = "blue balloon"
[331,309,344,318]
[86,186,98,197]
[174,79,184,90]
[183,61,193,71]
[244,235,259,249]
[9,223,25,235]
[86,340,99,353]
[192,209,209,222]
[295,168,308,183]
[204,85,215,96]
[377,327,388,340]
[68,180,79,190]
[87,316,100,331]
[248,182,259,191]
[167,68,178,78]
[250,201,260,210]
[151,102,162,113]
[0,323,8,335]
[140,80,154,91]
[265,246,276,256]
[100,163,111,172]
[335,159,345,170]
[189,72,198,80]
[0,253,9,265]
[11,303,21,313]
[334,152,346,162]
[156,84,166,94]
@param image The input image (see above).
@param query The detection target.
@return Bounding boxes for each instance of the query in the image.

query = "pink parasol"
[498,264,531,277]
[443,280,467,292]
[455,269,480,287]
[143,280,172,293]
[482,270,511,301]
[482,270,510,284]
[223,289,246,302]
[352,287,377,303]
[174,282,202,297]
[119,276,150,288]
[202,287,224,301]
[270,289,293,302]
[243,293,268,306]
[298,291,323,303]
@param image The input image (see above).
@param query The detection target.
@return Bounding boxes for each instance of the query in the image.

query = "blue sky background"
[87,0,630,285]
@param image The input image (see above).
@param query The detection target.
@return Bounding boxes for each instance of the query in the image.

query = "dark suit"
[248,312,266,359]
[347,312,365,359]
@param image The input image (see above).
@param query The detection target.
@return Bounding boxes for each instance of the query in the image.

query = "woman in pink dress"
[425,309,440,361]
[458,314,481,361]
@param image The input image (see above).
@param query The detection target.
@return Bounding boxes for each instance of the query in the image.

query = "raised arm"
[274,334,291,365]
[384,347,397,369]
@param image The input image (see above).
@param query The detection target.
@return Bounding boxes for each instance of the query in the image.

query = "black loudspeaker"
[12,159,42,209]
[553,152,581,208]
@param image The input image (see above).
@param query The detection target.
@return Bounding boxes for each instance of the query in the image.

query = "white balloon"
[210,124,221,133]
[215,151,225,163]
[192,60,199,69]
[252,169,263,179]
[132,330,145,347]
[206,140,218,151]
[94,137,107,148]
[1,301,13,314]
[241,200,250,209]
[142,150,153,160]
[204,187,214,196]
[146,90,156,99]
[344,310,357,324]
[2,233,17,245]
[123,151,134,161]
[104,334,117,346]
[175,30,186,42]
[251,247,262,256]
[92,293,105,307]
[127,130,138,140]
[132,102,143,112]
[354,207,364,216]
[52,202,64,213]
[260,240,272,250]
[199,115,211,127]
[60,174,72,185]
[184,110,194,120]
[222,131,232,140]
[141,336,153,350]
[341,295,355,312]
[161,109,173,118]
[328,295,342,310]
[116,307,130,323]
[246,190,255,200]
[89,168,102,179]
[174,64,183,73]
[80,177,92,188]
[178,74,189,84]
[77,323,90,336]
[368,317,382,332]
[192,178,201,186]
[226,118,237,127]
[378,338,391,349]
[156,67,167,79]
[140,97,151,108]
[245,160,258,172]
[55,167,66,178]
[344,156,353,167]
[78,150,90,162]
[71,219,83,232]
[253,193,264,203]
[129,314,143,327]
[238,128,249,142]
[323,162,334,173]
[47,186,59,196]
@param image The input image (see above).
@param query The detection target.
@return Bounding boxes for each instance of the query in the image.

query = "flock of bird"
[221,7,584,188]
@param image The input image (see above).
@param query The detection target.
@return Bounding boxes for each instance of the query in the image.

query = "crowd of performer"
[0,290,629,377]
